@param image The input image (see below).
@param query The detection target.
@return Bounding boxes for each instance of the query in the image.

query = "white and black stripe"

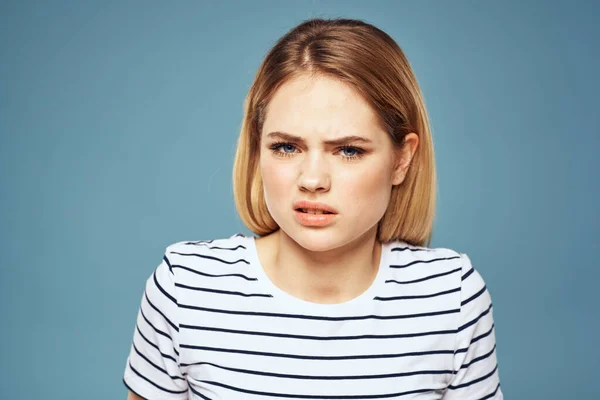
[123,233,502,399]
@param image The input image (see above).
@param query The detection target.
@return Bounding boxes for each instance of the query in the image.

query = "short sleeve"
[442,254,503,399]
[123,248,189,399]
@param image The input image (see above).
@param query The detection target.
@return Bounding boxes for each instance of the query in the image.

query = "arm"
[127,391,145,400]
[122,249,189,399]
[442,254,503,399]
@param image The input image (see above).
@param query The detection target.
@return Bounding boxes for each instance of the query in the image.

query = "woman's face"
[259,74,411,251]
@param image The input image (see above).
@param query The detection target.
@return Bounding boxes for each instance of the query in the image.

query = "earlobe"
[392,133,419,186]
[391,153,406,186]
[392,164,407,186]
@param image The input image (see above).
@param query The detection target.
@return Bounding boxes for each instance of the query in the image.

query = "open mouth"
[296,208,334,214]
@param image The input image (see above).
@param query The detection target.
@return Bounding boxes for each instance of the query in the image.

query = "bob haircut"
[233,18,436,247]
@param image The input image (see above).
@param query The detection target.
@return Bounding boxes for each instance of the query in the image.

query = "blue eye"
[268,141,365,160]
[341,147,359,158]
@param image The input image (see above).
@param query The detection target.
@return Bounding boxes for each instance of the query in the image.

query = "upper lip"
[293,200,338,214]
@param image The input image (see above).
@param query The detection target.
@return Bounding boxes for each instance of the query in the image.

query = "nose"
[297,151,331,193]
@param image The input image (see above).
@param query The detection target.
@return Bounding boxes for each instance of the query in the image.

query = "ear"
[392,133,419,186]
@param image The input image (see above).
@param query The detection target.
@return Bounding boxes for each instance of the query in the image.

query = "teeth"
[300,208,329,214]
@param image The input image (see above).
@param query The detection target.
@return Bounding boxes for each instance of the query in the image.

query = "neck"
[261,228,382,304]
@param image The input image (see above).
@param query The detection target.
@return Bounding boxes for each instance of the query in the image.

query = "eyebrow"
[265,131,373,146]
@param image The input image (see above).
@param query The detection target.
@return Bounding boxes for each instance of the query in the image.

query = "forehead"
[262,74,384,142]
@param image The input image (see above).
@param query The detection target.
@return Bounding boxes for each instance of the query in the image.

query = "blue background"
[1,1,598,398]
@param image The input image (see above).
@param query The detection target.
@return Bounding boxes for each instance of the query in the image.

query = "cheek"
[260,159,295,196]
[342,163,392,210]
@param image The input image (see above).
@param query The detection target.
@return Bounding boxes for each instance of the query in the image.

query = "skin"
[126,74,419,398]
[256,73,419,304]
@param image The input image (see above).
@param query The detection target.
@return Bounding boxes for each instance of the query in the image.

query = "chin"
[297,238,339,252]
[283,226,348,252]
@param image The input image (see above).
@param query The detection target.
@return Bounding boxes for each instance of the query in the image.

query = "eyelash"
[268,141,366,161]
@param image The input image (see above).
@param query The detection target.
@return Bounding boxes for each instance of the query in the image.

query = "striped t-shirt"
[123,233,502,399]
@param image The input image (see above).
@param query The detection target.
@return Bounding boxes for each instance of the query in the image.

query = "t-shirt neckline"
[245,235,392,314]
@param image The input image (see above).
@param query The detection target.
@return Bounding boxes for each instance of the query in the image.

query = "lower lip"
[294,210,337,226]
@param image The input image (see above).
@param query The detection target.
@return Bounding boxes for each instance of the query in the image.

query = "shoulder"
[385,240,465,280]
[385,240,492,311]
[165,232,248,254]
[160,232,252,277]
[387,240,485,277]
[165,232,250,256]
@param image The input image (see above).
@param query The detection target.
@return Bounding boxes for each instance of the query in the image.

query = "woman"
[123,18,502,399]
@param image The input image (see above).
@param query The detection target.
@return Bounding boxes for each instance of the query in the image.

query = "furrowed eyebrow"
[266,131,373,146]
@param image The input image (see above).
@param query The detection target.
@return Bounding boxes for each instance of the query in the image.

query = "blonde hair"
[232,18,436,247]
